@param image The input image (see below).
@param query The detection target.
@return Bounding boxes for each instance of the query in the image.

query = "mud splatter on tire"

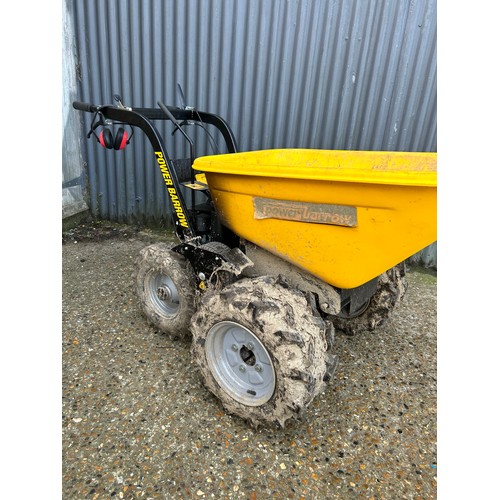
[135,243,196,340]
[190,276,329,428]
[330,264,408,335]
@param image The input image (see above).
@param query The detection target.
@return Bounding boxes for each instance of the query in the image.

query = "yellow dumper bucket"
[193,149,437,289]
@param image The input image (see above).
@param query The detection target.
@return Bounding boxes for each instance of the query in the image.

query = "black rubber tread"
[330,263,408,335]
[190,276,329,428]
[135,243,197,340]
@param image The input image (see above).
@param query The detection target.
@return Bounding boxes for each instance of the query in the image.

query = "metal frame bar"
[74,101,238,243]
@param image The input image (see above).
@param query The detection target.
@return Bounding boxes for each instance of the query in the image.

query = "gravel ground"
[62,221,437,500]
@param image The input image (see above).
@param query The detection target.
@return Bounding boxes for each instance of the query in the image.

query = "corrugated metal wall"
[70,0,437,265]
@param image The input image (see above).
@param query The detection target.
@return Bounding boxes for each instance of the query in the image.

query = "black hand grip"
[157,101,179,125]
[73,101,98,113]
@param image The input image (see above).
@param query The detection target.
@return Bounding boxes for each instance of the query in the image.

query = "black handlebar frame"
[73,101,238,243]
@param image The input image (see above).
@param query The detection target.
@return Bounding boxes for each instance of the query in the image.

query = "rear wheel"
[190,276,330,427]
[135,243,196,339]
[331,263,408,335]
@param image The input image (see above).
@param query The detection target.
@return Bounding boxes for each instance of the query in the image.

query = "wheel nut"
[247,342,254,350]
[239,365,246,373]
[255,364,262,373]
[231,344,239,352]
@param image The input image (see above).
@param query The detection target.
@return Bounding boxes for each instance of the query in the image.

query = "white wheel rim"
[147,271,180,317]
[205,321,276,406]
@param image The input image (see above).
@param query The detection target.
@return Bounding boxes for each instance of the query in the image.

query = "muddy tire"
[331,263,408,335]
[135,243,196,340]
[190,276,329,427]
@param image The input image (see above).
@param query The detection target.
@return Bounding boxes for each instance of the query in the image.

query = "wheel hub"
[205,321,276,406]
[239,344,256,366]
[147,272,180,317]
[157,285,173,302]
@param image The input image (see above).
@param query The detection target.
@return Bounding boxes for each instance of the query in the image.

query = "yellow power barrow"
[74,96,437,427]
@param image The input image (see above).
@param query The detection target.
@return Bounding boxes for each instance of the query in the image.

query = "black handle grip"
[157,101,179,125]
[73,101,98,113]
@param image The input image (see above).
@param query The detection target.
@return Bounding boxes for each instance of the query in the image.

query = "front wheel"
[135,243,196,339]
[190,276,330,428]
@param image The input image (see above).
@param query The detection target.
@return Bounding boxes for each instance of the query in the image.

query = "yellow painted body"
[193,149,437,289]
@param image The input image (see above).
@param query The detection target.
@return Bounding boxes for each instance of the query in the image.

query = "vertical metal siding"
[71,0,437,231]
